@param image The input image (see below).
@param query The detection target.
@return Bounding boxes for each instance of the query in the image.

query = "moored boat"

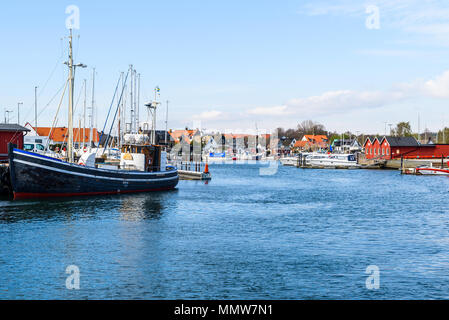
[305,153,360,168]
[8,144,179,200]
[415,164,449,175]
[7,29,179,200]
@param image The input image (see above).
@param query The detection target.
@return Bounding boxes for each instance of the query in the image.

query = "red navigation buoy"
[204,163,209,174]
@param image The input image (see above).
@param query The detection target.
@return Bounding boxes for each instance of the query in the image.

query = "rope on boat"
[101,70,131,156]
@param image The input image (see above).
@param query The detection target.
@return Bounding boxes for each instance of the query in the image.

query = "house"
[168,129,199,145]
[364,137,382,159]
[294,135,329,151]
[0,124,30,161]
[332,139,362,153]
[364,136,449,160]
[289,139,297,149]
[203,137,219,153]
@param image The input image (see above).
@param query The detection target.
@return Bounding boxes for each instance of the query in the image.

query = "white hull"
[280,157,298,166]
[416,168,449,175]
[306,154,359,168]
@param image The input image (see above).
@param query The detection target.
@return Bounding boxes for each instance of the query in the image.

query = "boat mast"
[129,65,134,134]
[66,29,86,161]
[118,72,124,148]
[137,73,140,133]
[89,68,95,150]
[153,87,158,144]
[68,29,75,163]
[83,78,87,150]
[165,100,169,149]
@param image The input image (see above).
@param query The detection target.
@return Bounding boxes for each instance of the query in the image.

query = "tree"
[392,122,412,137]
[437,127,449,144]
[297,120,326,136]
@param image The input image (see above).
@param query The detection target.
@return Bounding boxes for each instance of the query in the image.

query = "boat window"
[24,144,34,151]
[348,155,356,161]
[36,144,45,151]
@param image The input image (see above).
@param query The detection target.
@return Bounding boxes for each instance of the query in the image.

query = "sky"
[1,0,449,135]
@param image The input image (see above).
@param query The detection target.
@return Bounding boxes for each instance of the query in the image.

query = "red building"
[364,136,449,160]
[0,124,30,161]
[364,137,381,159]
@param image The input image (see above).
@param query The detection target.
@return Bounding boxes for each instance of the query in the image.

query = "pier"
[171,161,212,181]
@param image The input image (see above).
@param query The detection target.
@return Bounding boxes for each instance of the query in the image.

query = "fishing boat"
[7,30,178,200]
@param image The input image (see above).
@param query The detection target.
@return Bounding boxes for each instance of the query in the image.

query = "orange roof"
[35,127,99,143]
[303,135,328,143]
[169,130,198,143]
[294,140,309,148]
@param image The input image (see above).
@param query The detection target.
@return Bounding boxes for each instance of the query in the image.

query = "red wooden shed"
[0,124,30,161]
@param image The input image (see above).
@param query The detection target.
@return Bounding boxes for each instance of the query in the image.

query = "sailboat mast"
[83,78,87,150]
[89,68,95,149]
[153,87,158,145]
[118,72,124,148]
[129,65,134,134]
[137,73,140,133]
[68,29,75,163]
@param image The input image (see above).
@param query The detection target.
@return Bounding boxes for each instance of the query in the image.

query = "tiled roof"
[303,135,329,143]
[35,127,99,143]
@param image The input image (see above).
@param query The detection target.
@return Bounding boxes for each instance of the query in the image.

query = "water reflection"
[119,193,170,221]
[0,190,178,224]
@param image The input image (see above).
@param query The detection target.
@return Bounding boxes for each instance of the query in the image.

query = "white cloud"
[246,105,290,116]
[191,110,223,120]
[245,70,449,118]
[422,70,449,98]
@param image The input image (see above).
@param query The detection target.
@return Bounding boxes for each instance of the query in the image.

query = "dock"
[178,170,212,180]
[171,161,212,181]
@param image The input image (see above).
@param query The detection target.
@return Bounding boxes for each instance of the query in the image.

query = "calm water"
[1,162,448,300]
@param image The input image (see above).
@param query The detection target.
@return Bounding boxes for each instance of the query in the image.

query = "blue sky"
[1,0,449,134]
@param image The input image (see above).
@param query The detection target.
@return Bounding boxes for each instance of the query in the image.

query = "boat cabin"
[120,144,165,172]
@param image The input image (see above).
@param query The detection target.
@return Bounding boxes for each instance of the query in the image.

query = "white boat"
[306,153,359,168]
[415,163,449,175]
[280,156,298,166]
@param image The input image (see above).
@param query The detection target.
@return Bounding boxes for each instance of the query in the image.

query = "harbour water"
[1,162,448,300]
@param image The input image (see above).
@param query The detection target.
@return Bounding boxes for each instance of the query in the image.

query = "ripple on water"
[1,163,449,299]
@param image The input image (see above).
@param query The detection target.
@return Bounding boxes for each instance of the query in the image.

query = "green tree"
[437,127,449,144]
[393,122,412,137]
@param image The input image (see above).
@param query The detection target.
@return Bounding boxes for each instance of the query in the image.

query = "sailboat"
[7,30,179,200]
